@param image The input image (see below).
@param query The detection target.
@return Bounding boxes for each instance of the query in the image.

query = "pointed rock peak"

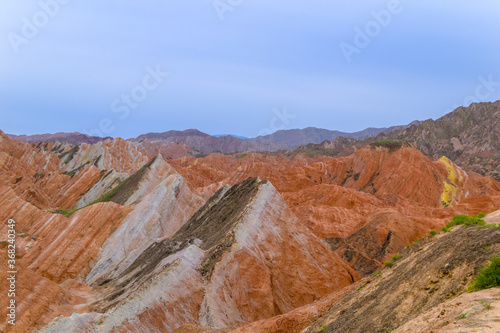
[84,155,168,206]
[110,137,125,144]
[176,177,265,249]
[101,177,266,287]
[155,153,164,162]
[0,129,7,141]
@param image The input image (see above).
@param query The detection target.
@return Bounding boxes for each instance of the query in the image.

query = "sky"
[1,1,500,139]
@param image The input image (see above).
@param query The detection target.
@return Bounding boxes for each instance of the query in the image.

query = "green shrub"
[456,312,467,319]
[429,230,437,236]
[384,261,393,268]
[49,208,78,218]
[392,253,402,261]
[476,223,499,230]
[468,256,500,292]
[320,324,328,332]
[478,212,487,218]
[371,140,406,151]
[446,214,486,229]
[441,227,449,232]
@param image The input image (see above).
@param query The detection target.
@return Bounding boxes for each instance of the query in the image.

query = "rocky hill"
[381,101,500,179]
[286,101,500,181]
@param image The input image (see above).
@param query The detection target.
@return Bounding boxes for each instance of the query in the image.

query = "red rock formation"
[63,137,151,174]
[135,139,195,159]
[37,178,358,332]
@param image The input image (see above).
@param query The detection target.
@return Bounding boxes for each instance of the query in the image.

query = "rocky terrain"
[1,102,500,333]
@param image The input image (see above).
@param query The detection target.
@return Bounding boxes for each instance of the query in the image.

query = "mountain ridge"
[6,121,420,153]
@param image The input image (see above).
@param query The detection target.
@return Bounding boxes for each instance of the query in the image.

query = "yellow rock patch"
[439,156,464,207]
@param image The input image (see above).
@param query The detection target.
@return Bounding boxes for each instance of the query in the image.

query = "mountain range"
[7,121,422,154]
[1,101,500,332]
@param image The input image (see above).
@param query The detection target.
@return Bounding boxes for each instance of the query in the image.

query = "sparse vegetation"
[392,253,402,261]
[49,208,78,218]
[456,312,467,319]
[236,152,250,159]
[446,213,486,230]
[429,230,437,236]
[384,261,393,268]
[320,324,328,332]
[476,223,500,231]
[48,158,158,219]
[441,227,450,232]
[89,156,157,206]
[468,256,500,292]
[370,140,406,152]
[480,300,492,310]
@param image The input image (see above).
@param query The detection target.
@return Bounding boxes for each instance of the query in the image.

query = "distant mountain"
[8,123,419,155]
[131,123,420,154]
[248,122,422,149]
[7,132,112,145]
[213,134,248,139]
[132,129,287,154]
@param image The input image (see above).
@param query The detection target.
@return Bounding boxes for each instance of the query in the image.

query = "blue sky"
[1,1,500,139]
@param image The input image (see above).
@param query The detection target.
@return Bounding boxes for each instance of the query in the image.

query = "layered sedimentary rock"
[40,178,358,332]
[87,170,205,284]
[0,133,203,332]
[172,145,499,238]
[63,137,150,174]
[75,169,128,208]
